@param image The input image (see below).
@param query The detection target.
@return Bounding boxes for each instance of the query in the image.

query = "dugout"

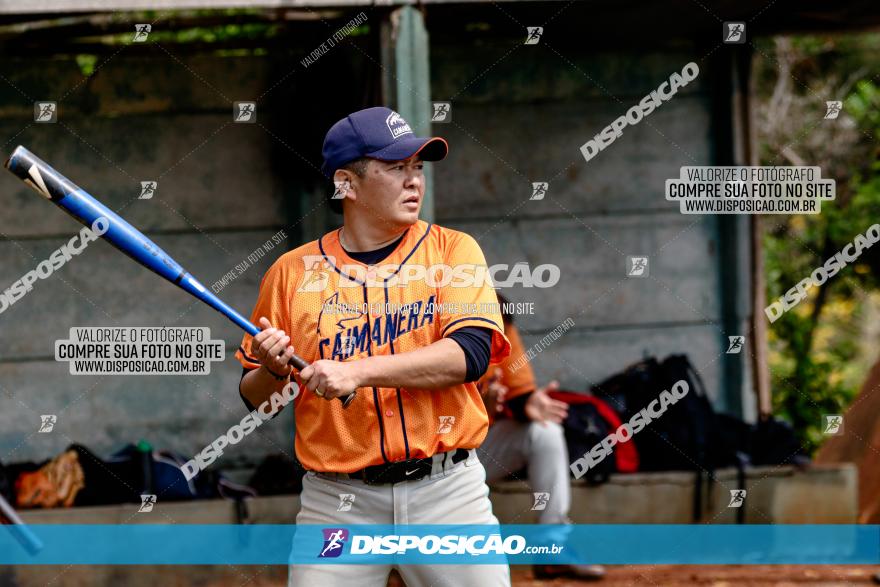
[0,0,876,482]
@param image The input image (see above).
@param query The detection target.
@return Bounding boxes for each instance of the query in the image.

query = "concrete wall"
[429,39,756,417]
[5,464,855,585]
[0,45,366,465]
[15,465,857,526]
[0,15,756,467]
[491,464,858,524]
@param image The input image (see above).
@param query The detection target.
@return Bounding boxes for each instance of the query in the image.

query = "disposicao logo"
[319,528,349,558]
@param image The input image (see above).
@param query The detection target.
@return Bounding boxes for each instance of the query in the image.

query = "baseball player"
[477,297,605,581]
[236,106,512,586]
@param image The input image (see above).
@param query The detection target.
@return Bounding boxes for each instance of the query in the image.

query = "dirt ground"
[9,564,879,586]
[214,565,880,586]
[352,565,880,586]
[188,565,880,586]
[500,565,879,586]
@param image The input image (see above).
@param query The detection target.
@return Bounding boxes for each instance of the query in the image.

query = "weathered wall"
[429,40,755,416]
[0,45,365,464]
[0,17,755,466]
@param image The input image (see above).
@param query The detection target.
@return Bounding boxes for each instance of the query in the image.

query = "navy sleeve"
[240,367,258,411]
[447,327,492,383]
[240,368,291,420]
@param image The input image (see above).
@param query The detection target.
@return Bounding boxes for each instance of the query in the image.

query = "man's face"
[346,154,424,228]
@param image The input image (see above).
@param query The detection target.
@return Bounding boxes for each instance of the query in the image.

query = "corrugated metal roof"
[1,0,879,35]
[1,0,400,14]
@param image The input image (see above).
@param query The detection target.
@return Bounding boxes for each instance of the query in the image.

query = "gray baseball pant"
[288,448,511,587]
[477,419,572,524]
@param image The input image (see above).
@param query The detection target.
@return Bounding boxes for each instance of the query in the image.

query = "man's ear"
[332,170,357,201]
[332,169,350,190]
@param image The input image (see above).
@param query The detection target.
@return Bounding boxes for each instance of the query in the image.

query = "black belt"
[352,448,470,485]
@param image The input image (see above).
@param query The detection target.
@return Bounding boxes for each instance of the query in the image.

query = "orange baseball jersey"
[477,321,537,422]
[235,219,511,473]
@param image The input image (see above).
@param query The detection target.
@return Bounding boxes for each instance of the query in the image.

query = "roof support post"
[380,5,435,223]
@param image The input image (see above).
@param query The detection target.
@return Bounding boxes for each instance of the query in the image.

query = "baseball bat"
[0,494,43,555]
[4,146,355,408]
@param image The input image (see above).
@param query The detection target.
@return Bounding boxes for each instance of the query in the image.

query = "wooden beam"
[733,47,773,419]
[381,5,434,223]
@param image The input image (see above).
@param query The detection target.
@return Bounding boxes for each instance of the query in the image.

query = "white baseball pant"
[477,419,572,524]
[288,449,511,587]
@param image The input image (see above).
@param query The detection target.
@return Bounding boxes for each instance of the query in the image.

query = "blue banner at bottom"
[0,525,877,565]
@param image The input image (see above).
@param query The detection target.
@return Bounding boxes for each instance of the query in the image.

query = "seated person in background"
[476,297,605,581]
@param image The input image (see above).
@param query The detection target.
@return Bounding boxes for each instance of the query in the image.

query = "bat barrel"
[0,495,43,555]
[5,146,188,283]
[5,145,77,203]
[5,146,354,408]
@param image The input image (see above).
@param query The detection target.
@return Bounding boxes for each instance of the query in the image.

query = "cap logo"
[385,111,413,139]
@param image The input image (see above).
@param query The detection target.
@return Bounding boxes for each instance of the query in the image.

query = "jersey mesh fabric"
[343,233,492,381]
[235,220,511,473]
[477,322,537,424]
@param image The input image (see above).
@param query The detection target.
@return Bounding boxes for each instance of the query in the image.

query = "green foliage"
[766,296,861,451]
[91,9,281,46]
[74,54,97,77]
[98,22,282,46]
[847,80,880,132]
[81,8,369,56]
[757,34,880,453]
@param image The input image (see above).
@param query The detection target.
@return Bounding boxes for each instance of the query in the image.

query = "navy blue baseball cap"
[321,106,448,178]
